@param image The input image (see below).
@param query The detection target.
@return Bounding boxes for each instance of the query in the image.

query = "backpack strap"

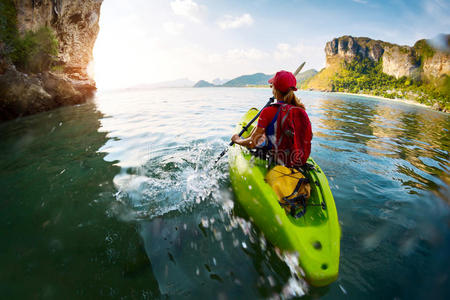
[282,177,309,200]
[268,106,281,131]
[278,176,310,218]
[265,106,281,149]
[278,194,308,218]
[276,104,294,148]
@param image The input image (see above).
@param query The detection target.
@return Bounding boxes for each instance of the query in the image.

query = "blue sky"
[93,0,449,89]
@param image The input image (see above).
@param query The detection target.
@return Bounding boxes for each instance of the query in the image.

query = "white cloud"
[226,48,268,60]
[272,42,325,72]
[274,43,294,60]
[93,0,329,89]
[206,48,269,64]
[217,13,254,29]
[170,0,205,23]
[352,0,368,4]
[163,22,185,35]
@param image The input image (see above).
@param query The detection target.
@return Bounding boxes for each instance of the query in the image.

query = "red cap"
[268,70,297,93]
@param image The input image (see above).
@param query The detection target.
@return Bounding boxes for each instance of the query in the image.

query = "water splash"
[109,141,229,221]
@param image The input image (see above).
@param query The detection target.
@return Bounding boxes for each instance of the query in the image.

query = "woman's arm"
[231,126,265,149]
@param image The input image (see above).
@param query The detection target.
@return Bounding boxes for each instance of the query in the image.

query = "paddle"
[214,62,306,165]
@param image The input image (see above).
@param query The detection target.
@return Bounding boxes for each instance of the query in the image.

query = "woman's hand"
[231,127,265,149]
[231,134,240,144]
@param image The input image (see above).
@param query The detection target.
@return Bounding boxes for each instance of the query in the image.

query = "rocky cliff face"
[422,51,450,78]
[0,0,102,121]
[381,45,419,79]
[15,0,101,80]
[325,36,385,66]
[305,35,449,111]
[324,35,449,79]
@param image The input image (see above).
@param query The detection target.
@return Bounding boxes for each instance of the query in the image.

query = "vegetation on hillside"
[304,47,449,111]
[12,27,59,72]
[194,69,318,88]
[303,58,342,91]
[222,73,273,87]
[414,39,436,63]
[328,58,449,110]
[193,80,215,87]
[0,0,59,73]
[295,69,317,87]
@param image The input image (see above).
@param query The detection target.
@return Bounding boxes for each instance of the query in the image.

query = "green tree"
[12,27,59,72]
[0,0,59,73]
[330,56,449,110]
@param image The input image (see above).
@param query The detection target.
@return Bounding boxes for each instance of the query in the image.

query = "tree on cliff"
[1,0,58,73]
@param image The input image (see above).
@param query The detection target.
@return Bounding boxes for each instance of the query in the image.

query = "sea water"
[0,88,448,299]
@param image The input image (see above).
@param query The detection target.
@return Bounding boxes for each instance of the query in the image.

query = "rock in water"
[432,102,443,111]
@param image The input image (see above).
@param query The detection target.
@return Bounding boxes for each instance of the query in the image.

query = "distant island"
[194,69,318,88]
[303,35,450,112]
[193,80,215,88]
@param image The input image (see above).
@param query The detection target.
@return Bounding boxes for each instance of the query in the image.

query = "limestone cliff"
[325,36,385,66]
[305,35,450,111]
[0,0,102,121]
[322,36,449,79]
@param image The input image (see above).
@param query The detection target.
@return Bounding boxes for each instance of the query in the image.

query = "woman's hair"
[272,87,305,109]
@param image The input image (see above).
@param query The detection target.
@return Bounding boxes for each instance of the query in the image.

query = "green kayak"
[228,108,341,287]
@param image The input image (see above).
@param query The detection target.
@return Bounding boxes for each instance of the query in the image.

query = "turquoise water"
[0,88,449,299]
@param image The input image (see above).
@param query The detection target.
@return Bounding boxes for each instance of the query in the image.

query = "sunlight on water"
[93,88,449,298]
[0,88,448,298]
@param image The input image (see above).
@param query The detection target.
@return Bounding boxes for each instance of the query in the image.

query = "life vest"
[267,103,312,167]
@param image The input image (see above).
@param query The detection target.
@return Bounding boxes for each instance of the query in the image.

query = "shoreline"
[330,91,430,109]
[242,86,442,112]
[302,89,449,113]
[242,86,443,112]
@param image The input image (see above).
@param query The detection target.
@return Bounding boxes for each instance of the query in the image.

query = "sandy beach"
[302,89,449,112]
[242,87,445,113]
[331,91,431,108]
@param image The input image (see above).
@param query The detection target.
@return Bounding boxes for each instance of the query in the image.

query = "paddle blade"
[294,62,306,76]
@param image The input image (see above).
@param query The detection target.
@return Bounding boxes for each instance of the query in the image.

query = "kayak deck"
[228,108,341,287]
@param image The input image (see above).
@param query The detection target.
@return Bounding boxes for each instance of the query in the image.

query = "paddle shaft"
[214,97,275,164]
[214,61,306,164]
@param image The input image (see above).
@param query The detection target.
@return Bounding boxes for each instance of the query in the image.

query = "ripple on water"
[17,87,442,298]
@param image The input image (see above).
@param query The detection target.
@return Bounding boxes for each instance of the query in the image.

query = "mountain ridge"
[194,69,318,88]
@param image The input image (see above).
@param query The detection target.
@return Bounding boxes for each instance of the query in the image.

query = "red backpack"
[272,104,312,167]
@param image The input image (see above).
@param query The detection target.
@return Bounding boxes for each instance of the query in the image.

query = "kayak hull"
[229,108,341,287]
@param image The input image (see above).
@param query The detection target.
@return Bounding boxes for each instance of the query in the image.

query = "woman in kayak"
[231,70,311,167]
